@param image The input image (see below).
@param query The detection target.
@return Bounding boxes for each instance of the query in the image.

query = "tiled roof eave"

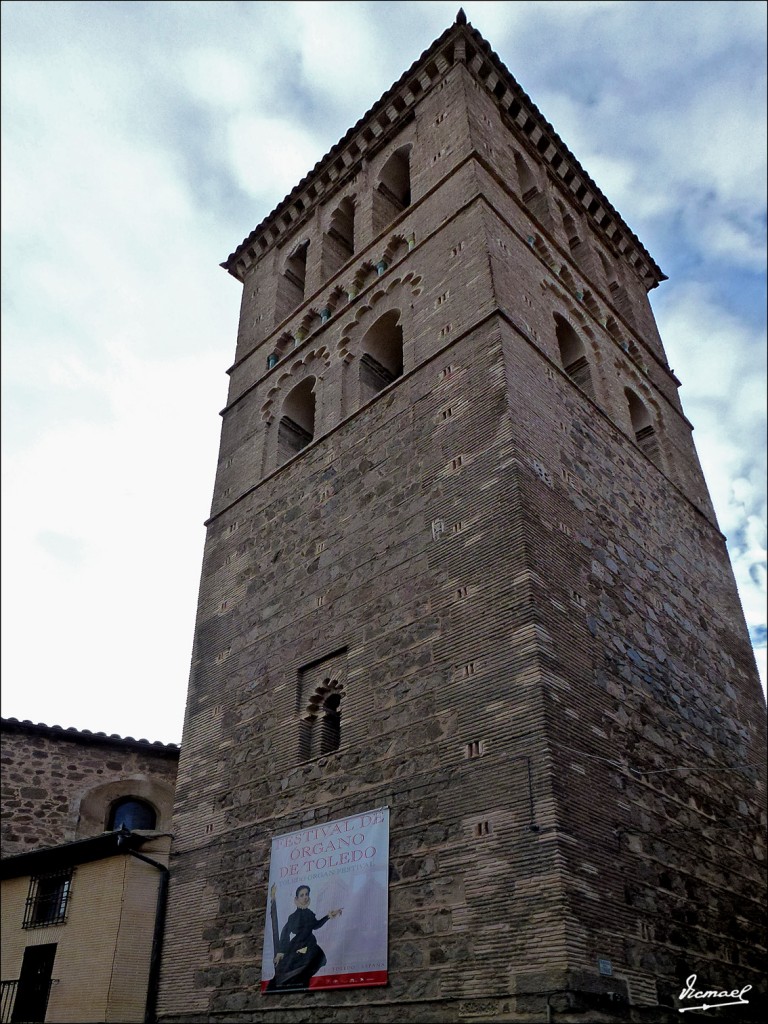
[0,717,179,755]
[221,15,665,288]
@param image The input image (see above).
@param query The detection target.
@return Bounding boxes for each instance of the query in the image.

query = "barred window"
[23,870,73,929]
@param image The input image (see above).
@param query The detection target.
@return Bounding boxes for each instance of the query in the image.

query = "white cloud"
[180,47,261,111]
[1,0,765,737]
[653,283,766,686]
[227,113,326,207]
[1,348,224,741]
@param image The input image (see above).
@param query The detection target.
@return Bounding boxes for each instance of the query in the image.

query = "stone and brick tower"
[157,14,766,1023]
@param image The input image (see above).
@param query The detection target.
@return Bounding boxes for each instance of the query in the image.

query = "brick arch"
[260,347,331,423]
[547,284,590,331]
[379,233,410,270]
[277,375,317,466]
[76,777,174,838]
[624,382,665,469]
[326,285,347,315]
[557,264,579,296]
[604,315,623,343]
[335,272,422,376]
[557,201,581,251]
[298,308,323,338]
[373,143,413,233]
[276,237,311,324]
[273,331,294,361]
[514,149,538,200]
[528,233,556,272]
[581,289,602,322]
[298,677,345,761]
[321,194,356,280]
[552,305,601,403]
[349,260,377,296]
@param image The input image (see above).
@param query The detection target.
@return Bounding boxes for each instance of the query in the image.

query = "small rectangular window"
[23,870,73,929]
[464,740,486,759]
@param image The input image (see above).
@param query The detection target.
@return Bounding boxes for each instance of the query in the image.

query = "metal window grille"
[1,978,58,1023]
[23,871,72,929]
[1,980,19,1023]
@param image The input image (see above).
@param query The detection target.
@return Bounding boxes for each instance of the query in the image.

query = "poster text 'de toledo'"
[261,808,389,994]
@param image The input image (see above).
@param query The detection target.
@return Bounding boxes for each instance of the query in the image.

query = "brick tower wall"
[158,28,766,1024]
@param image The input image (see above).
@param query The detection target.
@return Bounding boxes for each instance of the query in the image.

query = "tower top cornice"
[222,17,665,290]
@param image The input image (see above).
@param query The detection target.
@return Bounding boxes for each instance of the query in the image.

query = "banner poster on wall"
[260,807,389,994]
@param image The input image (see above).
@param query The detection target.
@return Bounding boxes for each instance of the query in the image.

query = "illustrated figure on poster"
[267,884,343,990]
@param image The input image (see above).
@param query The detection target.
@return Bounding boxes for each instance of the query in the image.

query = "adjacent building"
[0,718,178,1023]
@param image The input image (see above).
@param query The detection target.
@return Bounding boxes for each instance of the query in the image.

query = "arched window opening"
[322,197,355,279]
[515,152,537,201]
[605,316,622,342]
[278,377,316,464]
[562,212,580,251]
[373,146,411,233]
[274,332,294,361]
[108,797,157,831]
[626,388,661,465]
[558,265,577,294]
[298,679,343,761]
[359,309,404,401]
[598,249,619,290]
[276,239,309,322]
[554,314,594,399]
[582,291,600,320]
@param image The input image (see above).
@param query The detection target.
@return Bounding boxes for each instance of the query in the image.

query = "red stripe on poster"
[261,971,387,994]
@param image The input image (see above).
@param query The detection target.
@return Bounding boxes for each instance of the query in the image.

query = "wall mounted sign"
[261,807,389,993]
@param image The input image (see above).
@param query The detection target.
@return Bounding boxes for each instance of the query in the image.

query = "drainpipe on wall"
[117,829,171,1024]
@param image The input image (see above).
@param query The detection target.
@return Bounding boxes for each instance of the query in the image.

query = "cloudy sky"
[2,0,766,744]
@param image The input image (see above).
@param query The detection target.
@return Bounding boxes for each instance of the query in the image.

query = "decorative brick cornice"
[0,717,179,755]
[221,13,665,290]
